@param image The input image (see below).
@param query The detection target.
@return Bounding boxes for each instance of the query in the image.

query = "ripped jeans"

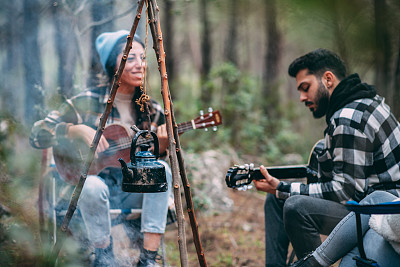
[77,160,173,245]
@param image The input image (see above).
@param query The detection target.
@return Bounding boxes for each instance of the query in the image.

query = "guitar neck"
[133,121,194,147]
[177,121,195,134]
[250,165,310,180]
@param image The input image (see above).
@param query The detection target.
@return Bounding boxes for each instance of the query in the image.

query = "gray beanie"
[95,30,143,78]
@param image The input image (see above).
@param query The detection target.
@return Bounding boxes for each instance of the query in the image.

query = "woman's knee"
[360,191,397,205]
[81,175,109,202]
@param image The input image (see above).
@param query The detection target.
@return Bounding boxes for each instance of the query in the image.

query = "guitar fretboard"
[105,121,195,153]
[252,165,310,180]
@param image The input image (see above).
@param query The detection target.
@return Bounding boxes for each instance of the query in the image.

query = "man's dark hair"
[288,48,347,80]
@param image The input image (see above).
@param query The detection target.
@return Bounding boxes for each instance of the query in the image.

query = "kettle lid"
[135,144,156,159]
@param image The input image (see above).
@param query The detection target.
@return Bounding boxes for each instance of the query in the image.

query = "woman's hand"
[157,124,169,154]
[67,124,109,154]
[253,165,280,194]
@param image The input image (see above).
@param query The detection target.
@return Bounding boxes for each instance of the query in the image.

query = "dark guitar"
[225,140,324,189]
[54,110,222,185]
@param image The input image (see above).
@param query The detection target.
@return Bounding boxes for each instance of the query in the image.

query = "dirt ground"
[162,189,268,267]
[158,189,339,267]
[111,189,268,267]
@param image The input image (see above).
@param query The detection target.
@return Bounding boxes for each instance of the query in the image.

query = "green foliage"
[216,253,233,265]
[180,62,305,164]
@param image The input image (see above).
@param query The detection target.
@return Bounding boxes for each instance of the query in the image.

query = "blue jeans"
[264,194,350,267]
[77,160,172,245]
[312,190,400,266]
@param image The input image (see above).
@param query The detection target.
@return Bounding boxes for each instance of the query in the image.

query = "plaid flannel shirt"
[277,95,400,203]
[30,85,165,149]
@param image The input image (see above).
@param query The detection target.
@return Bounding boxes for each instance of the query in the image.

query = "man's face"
[295,69,330,118]
[117,41,146,90]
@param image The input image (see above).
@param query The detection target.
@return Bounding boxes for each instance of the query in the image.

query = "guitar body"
[53,124,132,185]
[52,110,222,185]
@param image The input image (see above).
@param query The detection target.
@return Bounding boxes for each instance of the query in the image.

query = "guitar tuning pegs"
[208,107,213,113]
[244,164,249,170]
[237,184,253,191]
[213,126,217,131]
[249,163,254,170]
[204,128,208,131]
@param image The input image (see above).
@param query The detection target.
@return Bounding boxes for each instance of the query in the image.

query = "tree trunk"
[331,1,348,68]
[1,1,23,117]
[87,0,115,87]
[199,0,212,105]
[374,0,392,102]
[393,38,400,118]
[225,0,238,65]
[262,0,281,118]
[163,0,177,99]
[52,2,78,98]
[23,0,43,126]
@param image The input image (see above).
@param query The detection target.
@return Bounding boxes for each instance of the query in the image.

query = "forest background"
[0,0,400,266]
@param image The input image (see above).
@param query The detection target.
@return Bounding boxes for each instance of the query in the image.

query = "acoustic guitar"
[54,110,222,184]
[225,140,324,190]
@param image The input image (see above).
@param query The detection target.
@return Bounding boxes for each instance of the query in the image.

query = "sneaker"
[93,237,116,267]
[137,248,160,267]
[137,258,161,267]
[290,253,321,267]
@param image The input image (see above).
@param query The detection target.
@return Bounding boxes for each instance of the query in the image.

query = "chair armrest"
[345,200,400,214]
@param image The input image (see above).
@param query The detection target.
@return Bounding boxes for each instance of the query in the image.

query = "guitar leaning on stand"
[225,140,324,190]
[54,109,222,185]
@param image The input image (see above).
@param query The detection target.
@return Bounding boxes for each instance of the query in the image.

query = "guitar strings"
[102,125,187,153]
[102,121,213,153]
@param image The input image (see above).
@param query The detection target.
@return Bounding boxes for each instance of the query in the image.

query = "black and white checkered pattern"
[277,95,400,203]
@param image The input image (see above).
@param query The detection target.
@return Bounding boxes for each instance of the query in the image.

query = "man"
[254,48,400,267]
[30,30,172,266]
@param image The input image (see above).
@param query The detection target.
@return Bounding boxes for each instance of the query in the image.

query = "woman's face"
[116,41,145,92]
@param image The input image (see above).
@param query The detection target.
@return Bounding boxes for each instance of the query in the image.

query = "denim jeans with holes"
[77,160,172,245]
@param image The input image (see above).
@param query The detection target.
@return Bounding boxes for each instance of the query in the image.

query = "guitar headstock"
[225,164,257,190]
[193,108,222,131]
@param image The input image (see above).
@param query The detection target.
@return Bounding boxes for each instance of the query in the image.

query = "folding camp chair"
[346,199,400,267]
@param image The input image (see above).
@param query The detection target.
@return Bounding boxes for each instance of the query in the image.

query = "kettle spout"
[119,158,133,178]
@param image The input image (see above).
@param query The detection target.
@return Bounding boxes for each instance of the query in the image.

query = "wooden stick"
[147,0,207,266]
[146,1,189,266]
[38,149,47,239]
[170,99,208,267]
[50,0,146,261]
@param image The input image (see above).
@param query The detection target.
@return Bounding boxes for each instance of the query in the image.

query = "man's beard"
[312,81,330,119]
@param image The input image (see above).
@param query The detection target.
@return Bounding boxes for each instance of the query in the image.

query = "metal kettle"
[119,130,168,193]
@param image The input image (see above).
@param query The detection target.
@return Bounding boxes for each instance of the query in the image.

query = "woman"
[30,30,172,267]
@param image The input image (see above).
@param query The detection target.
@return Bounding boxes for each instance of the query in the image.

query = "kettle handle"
[130,130,160,163]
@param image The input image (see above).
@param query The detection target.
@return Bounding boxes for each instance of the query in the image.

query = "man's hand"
[253,165,280,195]
[67,124,109,154]
[157,124,168,154]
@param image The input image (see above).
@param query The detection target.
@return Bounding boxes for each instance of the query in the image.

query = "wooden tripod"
[50,1,207,266]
